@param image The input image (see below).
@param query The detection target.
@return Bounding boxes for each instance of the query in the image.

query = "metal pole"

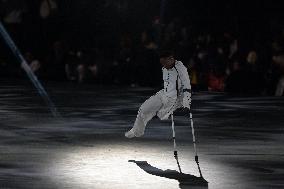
[189,111,203,178]
[171,114,182,173]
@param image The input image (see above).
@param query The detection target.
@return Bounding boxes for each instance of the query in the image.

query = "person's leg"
[275,76,284,96]
[125,93,163,138]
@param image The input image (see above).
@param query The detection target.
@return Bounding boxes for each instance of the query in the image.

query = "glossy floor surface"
[0,80,283,189]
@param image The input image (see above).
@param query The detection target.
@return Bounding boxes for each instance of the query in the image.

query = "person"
[242,50,265,94]
[125,51,192,138]
[272,54,284,96]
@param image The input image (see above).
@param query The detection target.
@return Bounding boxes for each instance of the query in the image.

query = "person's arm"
[175,61,191,109]
[175,61,191,91]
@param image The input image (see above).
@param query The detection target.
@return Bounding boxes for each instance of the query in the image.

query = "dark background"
[1,0,284,95]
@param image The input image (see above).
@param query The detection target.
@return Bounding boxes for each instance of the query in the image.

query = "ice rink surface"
[0,80,283,189]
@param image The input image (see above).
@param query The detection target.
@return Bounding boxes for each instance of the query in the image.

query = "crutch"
[171,113,182,173]
[189,110,204,178]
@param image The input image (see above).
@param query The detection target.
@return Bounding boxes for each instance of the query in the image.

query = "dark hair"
[159,50,174,58]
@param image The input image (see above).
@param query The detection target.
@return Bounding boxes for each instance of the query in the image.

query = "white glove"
[183,91,191,109]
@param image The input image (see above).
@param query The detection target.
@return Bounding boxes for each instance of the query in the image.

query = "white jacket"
[157,60,191,120]
[162,60,191,98]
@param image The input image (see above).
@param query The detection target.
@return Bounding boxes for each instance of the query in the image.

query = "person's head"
[159,51,175,69]
[247,50,258,64]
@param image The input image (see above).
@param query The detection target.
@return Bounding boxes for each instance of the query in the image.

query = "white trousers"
[132,90,181,136]
[275,76,284,96]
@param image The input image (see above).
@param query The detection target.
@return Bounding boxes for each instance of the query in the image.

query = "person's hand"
[183,91,191,109]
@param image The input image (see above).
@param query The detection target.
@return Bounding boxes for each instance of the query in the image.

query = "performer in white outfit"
[125,51,192,138]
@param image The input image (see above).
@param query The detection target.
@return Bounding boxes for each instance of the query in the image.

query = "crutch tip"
[195,155,199,162]
[174,150,178,156]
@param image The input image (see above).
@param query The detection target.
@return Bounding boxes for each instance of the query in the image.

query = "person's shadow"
[129,160,208,189]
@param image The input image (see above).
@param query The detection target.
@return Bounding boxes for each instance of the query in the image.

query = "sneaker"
[125,129,136,138]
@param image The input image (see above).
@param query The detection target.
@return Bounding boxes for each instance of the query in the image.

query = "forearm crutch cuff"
[183,89,191,93]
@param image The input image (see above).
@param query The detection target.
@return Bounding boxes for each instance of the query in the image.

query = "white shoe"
[125,129,136,138]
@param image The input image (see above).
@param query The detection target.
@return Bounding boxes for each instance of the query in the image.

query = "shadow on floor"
[129,160,208,189]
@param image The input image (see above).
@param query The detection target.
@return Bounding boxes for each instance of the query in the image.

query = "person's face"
[160,56,175,69]
[247,51,257,64]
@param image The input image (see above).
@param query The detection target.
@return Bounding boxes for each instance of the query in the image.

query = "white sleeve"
[175,61,191,91]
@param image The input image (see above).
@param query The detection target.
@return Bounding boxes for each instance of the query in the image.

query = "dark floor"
[0,80,283,189]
